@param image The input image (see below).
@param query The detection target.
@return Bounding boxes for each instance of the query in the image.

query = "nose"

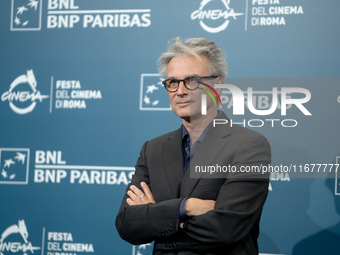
[176,80,188,96]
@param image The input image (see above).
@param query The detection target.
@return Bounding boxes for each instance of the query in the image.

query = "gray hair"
[158,37,228,81]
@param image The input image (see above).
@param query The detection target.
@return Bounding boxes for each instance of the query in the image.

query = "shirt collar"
[182,125,189,140]
[181,111,222,141]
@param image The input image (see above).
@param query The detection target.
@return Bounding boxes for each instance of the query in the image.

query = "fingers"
[126,186,143,205]
[126,198,136,206]
[130,185,145,200]
[141,182,155,202]
[127,189,141,205]
[126,183,155,205]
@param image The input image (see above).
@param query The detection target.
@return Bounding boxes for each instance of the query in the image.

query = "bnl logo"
[132,243,153,255]
[0,148,30,184]
[201,85,312,116]
[11,0,42,31]
[140,74,171,111]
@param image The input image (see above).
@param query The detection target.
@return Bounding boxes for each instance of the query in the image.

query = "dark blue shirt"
[179,111,222,222]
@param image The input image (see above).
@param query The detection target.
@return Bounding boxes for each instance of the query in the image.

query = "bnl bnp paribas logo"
[0,148,30,185]
[191,0,244,33]
[132,243,153,255]
[139,74,171,111]
[11,0,42,31]
[1,70,49,115]
[11,0,151,30]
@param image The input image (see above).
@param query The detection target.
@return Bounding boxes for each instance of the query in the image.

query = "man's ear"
[214,77,223,96]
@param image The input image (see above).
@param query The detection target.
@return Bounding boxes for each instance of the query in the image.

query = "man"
[115,37,271,254]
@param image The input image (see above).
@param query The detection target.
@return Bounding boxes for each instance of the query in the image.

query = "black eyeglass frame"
[162,76,219,92]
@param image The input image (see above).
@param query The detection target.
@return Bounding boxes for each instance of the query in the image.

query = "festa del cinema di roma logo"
[0,219,40,254]
[1,70,48,114]
[191,0,244,33]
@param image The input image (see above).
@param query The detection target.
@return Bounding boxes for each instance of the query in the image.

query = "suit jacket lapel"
[180,112,232,197]
[162,128,184,198]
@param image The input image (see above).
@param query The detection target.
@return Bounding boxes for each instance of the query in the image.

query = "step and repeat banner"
[1,0,340,255]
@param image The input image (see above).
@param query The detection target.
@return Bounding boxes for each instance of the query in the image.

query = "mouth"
[176,101,190,107]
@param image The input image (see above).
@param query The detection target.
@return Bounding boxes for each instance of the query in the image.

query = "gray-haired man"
[116,37,271,255]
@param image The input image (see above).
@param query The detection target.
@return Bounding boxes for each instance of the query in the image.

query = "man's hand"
[184,198,215,216]
[126,182,156,206]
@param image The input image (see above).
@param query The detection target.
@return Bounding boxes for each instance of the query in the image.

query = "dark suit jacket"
[115,112,271,255]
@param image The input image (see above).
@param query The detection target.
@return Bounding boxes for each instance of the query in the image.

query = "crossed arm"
[127,182,215,217]
[116,133,271,248]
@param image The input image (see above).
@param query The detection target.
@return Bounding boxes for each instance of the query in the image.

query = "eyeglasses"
[162,76,218,92]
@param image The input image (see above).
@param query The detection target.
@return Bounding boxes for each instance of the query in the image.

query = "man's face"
[166,55,218,122]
